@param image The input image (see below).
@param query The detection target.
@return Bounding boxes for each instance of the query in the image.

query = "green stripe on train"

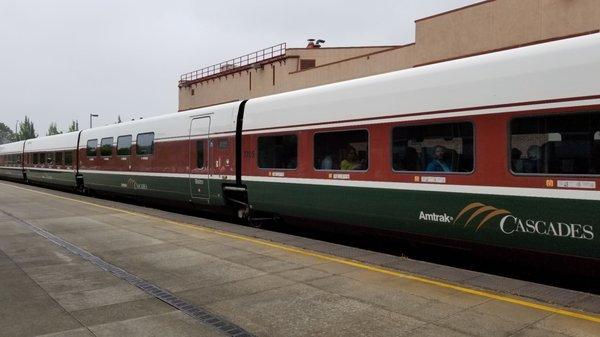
[245,180,599,259]
[26,169,77,187]
[32,169,599,260]
[81,172,226,206]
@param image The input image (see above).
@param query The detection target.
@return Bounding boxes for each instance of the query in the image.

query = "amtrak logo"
[418,202,595,240]
[121,178,148,190]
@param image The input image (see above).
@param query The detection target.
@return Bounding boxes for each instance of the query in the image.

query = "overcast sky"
[0,0,479,135]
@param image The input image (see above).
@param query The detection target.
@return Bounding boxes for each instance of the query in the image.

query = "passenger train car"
[2,33,600,268]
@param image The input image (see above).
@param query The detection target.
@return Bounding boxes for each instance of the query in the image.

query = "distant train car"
[0,140,25,181]
[1,33,599,266]
[23,132,80,188]
[77,102,239,205]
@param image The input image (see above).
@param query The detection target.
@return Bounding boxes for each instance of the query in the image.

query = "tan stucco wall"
[179,58,300,110]
[287,47,396,67]
[179,0,600,111]
[414,0,600,64]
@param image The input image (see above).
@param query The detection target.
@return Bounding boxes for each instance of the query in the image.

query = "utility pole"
[90,114,99,129]
[15,120,19,140]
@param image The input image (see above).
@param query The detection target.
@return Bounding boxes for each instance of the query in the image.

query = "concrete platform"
[0,180,598,337]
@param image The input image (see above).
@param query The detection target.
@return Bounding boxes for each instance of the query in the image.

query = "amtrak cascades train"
[2,33,600,266]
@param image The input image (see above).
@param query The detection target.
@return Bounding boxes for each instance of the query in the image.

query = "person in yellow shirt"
[341,146,365,170]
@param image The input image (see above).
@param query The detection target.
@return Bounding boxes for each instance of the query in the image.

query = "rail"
[180,43,286,83]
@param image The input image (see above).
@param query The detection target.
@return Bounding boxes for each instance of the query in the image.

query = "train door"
[189,117,211,202]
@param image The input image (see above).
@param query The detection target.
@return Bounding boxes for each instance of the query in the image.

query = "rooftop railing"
[180,43,286,84]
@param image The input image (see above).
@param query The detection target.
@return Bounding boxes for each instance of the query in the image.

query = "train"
[2,33,600,270]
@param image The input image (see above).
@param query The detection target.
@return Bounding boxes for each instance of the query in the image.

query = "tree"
[47,122,62,136]
[15,116,36,140]
[67,120,79,132]
[0,122,14,144]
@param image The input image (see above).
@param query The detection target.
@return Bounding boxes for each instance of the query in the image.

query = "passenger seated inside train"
[340,146,367,171]
[320,154,333,170]
[426,145,452,172]
[314,130,368,171]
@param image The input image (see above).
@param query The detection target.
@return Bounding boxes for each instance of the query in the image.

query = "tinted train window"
[196,140,204,168]
[39,153,46,165]
[258,135,297,169]
[47,152,54,165]
[510,113,600,175]
[136,133,154,155]
[392,122,474,173]
[100,137,113,156]
[64,151,73,166]
[55,152,63,165]
[33,153,39,165]
[117,135,132,156]
[87,139,97,157]
[314,130,368,171]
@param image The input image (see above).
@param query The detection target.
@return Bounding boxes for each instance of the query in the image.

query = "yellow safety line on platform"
[2,181,599,324]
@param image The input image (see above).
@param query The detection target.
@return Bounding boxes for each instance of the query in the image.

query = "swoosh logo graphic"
[454,202,512,231]
[464,205,497,227]
[453,202,485,225]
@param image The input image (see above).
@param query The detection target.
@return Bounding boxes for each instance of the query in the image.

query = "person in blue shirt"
[426,146,452,172]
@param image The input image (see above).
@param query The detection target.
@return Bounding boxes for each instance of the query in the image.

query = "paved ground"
[0,180,598,337]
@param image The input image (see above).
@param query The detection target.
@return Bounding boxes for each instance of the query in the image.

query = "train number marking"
[556,180,596,189]
[420,176,446,184]
[329,173,350,180]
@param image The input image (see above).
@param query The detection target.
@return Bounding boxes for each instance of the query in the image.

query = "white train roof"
[24,132,80,152]
[243,33,600,132]
[0,141,25,155]
[79,102,239,147]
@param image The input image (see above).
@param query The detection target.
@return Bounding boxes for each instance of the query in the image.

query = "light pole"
[90,114,99,129]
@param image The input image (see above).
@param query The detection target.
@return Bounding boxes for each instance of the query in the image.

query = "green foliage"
[47,122,62,136]
[15,116,36,140]
[67,120,79,132]
[0,122,15,144]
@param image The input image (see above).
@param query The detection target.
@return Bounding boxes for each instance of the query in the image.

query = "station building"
[178,0,600,112]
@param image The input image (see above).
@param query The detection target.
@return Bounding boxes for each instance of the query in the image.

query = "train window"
[392,122,474,173]
[196,140,204,168]
[55,152,63,165]
[136,132,154,155]
[117,135,132,156]
[258,135,297,169]
[32,153,38,165]
[47,152,54,165]
[314,130,368,171]
[64,151,73,166]
[100,137,113,157]
[87,139,97,157]
[39,153,46,165]
[218,139,229,149]
[510,112,600,175]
